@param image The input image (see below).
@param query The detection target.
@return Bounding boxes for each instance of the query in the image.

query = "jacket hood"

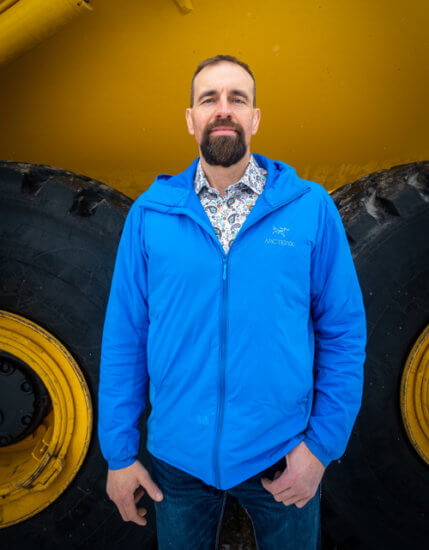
[138,153,311,209]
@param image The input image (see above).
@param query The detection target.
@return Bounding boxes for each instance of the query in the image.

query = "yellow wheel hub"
[400,324,429,464]
[0,310,92,527]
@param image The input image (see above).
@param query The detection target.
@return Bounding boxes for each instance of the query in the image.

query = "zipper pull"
[223,259,227,280]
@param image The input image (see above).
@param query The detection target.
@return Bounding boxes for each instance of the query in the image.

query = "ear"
[185,108,195,135]
[251,108,261,135]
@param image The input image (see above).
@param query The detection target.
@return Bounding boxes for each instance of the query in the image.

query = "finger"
[140,471,164,502]
[273,487,295,502]
[134,486,145,503]
[117,501,143,525]
[136,507,148,522]
[294,498,310,509]
[261,474,292,493]
[263,468,291,491]
[261,474,286,489]
[282,495,300,506]
[271,487,297,503]
[276,488,294,501]
[123,498,147,526]
[261,476,273,493]
[116,503,128,522]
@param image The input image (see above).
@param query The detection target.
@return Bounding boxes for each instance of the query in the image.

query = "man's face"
[185,61,261,167]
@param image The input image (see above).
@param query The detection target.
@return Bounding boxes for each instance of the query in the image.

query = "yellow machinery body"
[0,0,428,198]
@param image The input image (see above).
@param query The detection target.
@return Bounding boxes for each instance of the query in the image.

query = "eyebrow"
[197,89,250,103]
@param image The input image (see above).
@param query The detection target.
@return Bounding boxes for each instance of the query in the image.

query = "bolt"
[0,361,14,374]
[21,381,32,393]
[21,415,32,426]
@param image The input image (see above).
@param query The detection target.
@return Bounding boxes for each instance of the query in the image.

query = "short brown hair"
[190,54,256,108]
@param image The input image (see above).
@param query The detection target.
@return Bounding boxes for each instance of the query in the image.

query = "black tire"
[0,161,157,550]
[321,161,429,550]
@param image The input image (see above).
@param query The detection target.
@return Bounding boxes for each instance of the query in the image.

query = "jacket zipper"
[213,256,228,488]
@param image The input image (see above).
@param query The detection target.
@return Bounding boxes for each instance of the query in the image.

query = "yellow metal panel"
[0,0,427,197]
[0,0,92,67]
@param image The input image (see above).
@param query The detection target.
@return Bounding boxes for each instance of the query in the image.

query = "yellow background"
[0,0,427,197]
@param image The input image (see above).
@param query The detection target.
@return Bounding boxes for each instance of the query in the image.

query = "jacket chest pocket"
[269,237,311,307]
[145,213,220,292]
[231,233,312,310]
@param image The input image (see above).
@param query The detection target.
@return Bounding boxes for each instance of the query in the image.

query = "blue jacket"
[98,153,367,490]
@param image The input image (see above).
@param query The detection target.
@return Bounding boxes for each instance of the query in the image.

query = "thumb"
[139,471,164,502]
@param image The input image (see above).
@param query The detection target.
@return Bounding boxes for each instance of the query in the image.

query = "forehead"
[194,61,253,95]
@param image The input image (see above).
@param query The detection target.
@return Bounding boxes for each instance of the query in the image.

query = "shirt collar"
[194,154,267,196]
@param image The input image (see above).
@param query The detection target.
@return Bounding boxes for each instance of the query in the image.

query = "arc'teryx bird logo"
[272,225,290,237]
[265,225,295,247]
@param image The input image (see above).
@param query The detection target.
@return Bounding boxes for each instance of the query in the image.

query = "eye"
[233,98,244,104]
[202,98,213,103]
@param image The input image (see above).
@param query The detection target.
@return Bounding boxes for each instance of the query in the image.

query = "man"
[98,54,367,549]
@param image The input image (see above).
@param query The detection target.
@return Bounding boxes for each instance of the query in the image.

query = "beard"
[200,121,247,167]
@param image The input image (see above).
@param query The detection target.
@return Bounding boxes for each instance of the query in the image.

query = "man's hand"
[261,442,325,508]
[106,459,164,526]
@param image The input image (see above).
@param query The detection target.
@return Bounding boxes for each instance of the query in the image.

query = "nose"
[215,95,233,119]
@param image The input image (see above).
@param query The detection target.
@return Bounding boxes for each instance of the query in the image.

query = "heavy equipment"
[0,1,428,549]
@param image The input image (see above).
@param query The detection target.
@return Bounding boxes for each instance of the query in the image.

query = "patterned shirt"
[194,154,268,253]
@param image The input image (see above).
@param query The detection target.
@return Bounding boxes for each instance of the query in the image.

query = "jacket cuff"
[107,457,137,470]
[302,437,333,468]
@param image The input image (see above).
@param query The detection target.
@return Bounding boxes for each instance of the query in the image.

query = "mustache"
[206,120,243,134]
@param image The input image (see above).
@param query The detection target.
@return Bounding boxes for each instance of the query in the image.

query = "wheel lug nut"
[21,415,32,426]
[0,362,13,374]
[21,381,31,393]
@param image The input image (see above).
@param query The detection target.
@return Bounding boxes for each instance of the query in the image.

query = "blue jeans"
[148,452,321,550]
